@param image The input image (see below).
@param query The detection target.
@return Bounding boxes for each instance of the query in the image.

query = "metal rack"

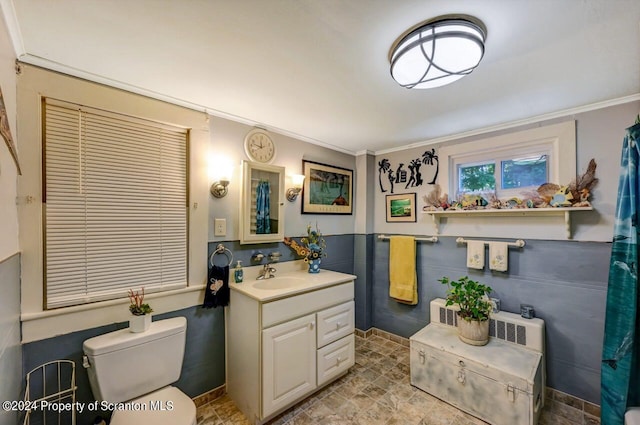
[23,360,77,425]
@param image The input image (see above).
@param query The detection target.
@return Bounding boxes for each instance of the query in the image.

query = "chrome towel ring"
[210,243,233,267]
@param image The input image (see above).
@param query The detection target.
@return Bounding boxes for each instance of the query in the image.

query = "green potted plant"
[439,276,493,346]
[128,288,153,333]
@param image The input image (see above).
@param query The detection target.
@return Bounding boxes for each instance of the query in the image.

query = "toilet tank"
[83,317,187,403]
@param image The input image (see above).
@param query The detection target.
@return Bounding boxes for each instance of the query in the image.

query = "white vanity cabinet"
[226,273,355,425]
[262,313,317,416]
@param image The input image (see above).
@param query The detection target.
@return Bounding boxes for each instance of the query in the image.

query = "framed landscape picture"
[302,160,353,214]
[386,193,417,222]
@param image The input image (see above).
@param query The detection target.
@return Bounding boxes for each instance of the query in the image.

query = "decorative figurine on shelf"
[423,158,598,211]
[422,184,449,211]
[549,186,574,207]
[567,158,598,207]
[284,223,327,273]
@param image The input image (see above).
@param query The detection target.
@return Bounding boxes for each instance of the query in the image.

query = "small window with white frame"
[454,145,552,199]
[439,121,576,202]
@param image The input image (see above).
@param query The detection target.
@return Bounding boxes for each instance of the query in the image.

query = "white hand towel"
[489,242,509,272]
[466,240,485,269]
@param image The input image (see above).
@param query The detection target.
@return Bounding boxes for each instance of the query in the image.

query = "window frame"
[439,121,576,202]
[454,142,553,199]
[17,65,209,343]
[42,98,190,309]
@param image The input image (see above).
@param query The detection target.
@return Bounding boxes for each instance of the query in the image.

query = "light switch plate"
[214,218,226,236]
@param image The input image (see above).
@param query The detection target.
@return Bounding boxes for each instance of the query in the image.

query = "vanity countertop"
[229,260,356,302]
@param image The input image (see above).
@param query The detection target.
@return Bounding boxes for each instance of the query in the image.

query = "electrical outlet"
[214,218,226,236]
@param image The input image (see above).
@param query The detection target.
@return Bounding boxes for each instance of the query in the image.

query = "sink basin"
[252,276,306,290]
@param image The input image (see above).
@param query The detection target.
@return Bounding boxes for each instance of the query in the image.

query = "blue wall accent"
[0,253,22,425]
[22,305,224,424]
[208,234,355,275]
[372,235,609,404]
[21,231,607,414]
[354,234,373,330]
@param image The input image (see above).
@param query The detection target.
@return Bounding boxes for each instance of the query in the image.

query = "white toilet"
[83,317,196,425]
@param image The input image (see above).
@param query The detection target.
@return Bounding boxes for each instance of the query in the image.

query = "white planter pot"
[457,313,489,346]
[129,314,152,333]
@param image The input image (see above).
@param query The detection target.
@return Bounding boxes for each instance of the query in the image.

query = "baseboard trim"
[193,384,226,408]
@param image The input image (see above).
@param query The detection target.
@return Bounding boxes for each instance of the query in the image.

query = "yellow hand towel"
[389,236,418,305]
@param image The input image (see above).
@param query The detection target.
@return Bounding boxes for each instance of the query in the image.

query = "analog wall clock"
[244,129,276,163]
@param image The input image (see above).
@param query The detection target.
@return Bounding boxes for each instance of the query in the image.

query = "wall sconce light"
[286,174,305,202]
[209,155,233,198]
[210,179,229,198]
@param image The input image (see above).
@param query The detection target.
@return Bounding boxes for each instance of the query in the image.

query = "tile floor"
[196,334,600,425]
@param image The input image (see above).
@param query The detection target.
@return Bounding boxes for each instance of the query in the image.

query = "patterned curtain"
[256,180,271,234]
[602,123,640,424]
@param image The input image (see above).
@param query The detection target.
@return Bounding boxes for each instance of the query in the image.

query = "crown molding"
[375,93,640,155]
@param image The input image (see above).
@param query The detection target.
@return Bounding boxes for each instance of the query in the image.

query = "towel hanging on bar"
[466,240,485,270]
[256,180,271,234]
[203,265,229,308]
[489,242,509,272]
[389,236,418,305]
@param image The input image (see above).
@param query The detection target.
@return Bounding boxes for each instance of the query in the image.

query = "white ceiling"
[3,0,640,154]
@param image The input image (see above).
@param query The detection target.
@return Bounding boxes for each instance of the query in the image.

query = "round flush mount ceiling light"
[389,15,486,89]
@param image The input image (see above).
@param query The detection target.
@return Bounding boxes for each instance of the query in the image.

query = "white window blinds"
[44,98,188,309]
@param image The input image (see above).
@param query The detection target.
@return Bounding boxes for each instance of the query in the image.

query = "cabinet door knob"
[309,322,315,330]
[336,322,341,330]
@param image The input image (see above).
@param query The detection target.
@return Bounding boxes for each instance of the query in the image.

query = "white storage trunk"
[410,324,543,425]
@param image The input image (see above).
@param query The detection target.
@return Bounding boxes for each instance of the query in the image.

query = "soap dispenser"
[234,260,243,283]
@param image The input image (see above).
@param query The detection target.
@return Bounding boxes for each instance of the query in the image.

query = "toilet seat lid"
[109,386,196,425]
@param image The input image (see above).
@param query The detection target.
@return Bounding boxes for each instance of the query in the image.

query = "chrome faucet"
[257,263,277,280]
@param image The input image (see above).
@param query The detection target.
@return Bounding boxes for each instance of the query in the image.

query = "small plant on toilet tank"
[128,288,153,332]
[439,276,493,346]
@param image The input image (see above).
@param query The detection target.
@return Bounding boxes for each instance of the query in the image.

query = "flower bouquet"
[284,223,327,273]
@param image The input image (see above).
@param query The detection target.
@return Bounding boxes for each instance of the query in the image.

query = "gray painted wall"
[371,235,609,404]
[22,305,224,424]
[0,254,22,425]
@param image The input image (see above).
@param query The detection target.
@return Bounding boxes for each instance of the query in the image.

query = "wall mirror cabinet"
[240,160,285,244]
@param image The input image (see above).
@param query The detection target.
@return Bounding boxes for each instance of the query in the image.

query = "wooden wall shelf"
[422,207,594,239]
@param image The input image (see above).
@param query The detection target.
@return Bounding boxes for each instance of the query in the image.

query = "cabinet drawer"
[316,301,354,348]
[262,282,354,328]
[317,334,354,387]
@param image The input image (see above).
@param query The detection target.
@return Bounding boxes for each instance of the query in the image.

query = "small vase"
[308,258,321,273]
[456,312,489,346]
[129,314,152,333]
